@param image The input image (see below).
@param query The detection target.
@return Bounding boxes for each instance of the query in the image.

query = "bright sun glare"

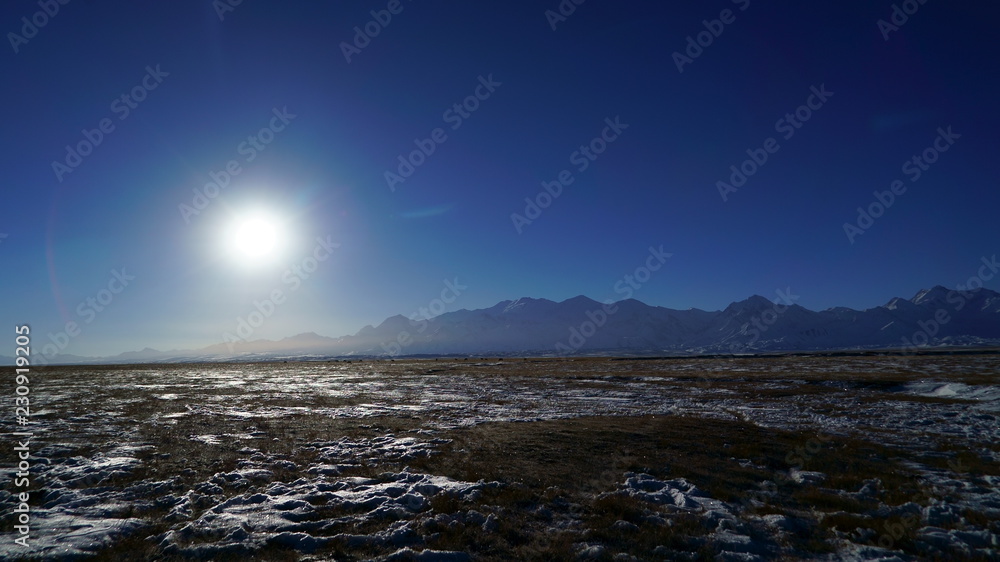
[225,211,286,267]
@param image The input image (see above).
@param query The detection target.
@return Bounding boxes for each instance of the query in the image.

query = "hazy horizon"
[14,282,1000,360]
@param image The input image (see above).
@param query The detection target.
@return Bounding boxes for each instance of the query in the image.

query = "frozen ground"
[1,355,997,560]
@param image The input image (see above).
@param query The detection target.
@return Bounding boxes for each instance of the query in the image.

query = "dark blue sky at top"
[1,0,998,356]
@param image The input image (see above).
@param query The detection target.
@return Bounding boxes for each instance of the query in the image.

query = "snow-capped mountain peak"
[21,287,1000,364]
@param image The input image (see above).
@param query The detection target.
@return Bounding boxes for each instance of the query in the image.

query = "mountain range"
[9,285,1000,365]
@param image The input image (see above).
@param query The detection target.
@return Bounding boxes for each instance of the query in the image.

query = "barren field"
[1,355,998,560]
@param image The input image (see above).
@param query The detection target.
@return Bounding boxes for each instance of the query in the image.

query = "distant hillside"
[12,286,1000,365]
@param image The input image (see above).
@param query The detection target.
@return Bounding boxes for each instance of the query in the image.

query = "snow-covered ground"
[1,355,997,560]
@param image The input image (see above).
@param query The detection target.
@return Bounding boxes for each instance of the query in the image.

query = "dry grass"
[15,354,997,560]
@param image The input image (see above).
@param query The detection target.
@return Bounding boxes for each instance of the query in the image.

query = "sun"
[224,210,287,267]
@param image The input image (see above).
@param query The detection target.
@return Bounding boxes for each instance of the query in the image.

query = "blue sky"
[1,0,998,356]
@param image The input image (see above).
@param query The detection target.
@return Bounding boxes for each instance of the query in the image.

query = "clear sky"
[1,1,998,356]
